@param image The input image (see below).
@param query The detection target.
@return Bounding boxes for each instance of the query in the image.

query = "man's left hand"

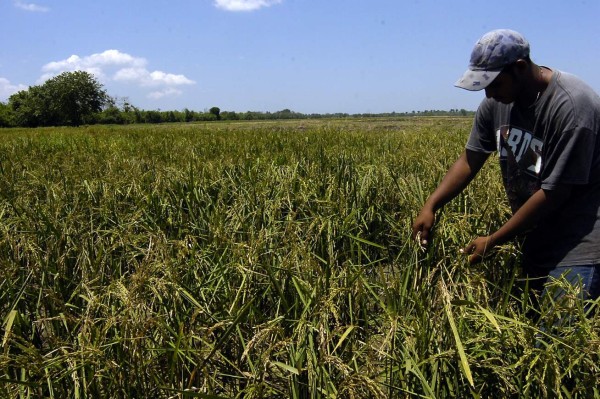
[461,235,496,264]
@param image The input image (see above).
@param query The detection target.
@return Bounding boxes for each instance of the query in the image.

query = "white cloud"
[148,71,195,86]
[44,50,146,72]
[148,88,183,100]
[0,77,27,101]
[214,0,282,12]
[41,50,148,82]
[14,1,49,12]
[114,68,195,87]
[112,67,146,83]
[40,50,195,101]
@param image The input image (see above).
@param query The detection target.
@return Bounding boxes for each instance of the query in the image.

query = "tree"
[98,105,125,124]
[221,111,239,121]
[209,106,221,120]
[183,108,193,122]
[0,102,13,127]
[8,87,46,127]
[43,71,109,126]
[8,71,109,127]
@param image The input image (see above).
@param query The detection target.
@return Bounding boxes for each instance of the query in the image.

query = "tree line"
[0,71,473,128]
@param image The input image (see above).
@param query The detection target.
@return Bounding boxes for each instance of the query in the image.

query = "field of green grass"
[1,118,598,398]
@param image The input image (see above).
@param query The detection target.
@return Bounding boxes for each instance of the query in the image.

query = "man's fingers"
[461,238,491,264]
[420,230,429,245]
[468,253,483,264]
[415,229,429,246]
[412,210,435,247]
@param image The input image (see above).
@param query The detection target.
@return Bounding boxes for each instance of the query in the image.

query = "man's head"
[455,29,530,92]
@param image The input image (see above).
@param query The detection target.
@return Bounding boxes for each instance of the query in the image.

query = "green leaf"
[332,325,355,354]
[273,361,299,375]
[445,298,474,387]
[2,310,17,347]
[478,305,501,333]
[344,233,385,249]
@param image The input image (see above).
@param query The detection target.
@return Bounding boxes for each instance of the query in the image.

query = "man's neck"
[515,64,552,108]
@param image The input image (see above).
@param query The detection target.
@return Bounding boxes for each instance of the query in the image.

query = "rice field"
[0,118,598,398]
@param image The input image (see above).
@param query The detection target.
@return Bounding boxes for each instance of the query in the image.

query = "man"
[412,29,600,300]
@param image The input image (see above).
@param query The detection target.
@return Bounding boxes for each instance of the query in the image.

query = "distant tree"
[44,71,109,126]
[209,107,221,120]
[8,70,109,127]
[197,112,217,121]
[98,105,125,124]
[221,111,239,121]
[0,102,13,127]
[144,110,163,123]
[182,108,191,122]
[8,87,46,127]
[275,109,292,119]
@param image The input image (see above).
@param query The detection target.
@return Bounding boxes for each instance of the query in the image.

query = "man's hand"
[412,208,435,247]
[411,150,489,249]
[459,186,573,265]
[461,235,496,264]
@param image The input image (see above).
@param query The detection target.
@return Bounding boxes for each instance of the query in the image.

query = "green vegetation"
[6,71,109,127]
[0,118,598,398]
[0,70,472,127]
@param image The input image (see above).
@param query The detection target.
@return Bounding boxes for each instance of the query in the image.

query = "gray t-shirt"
[466,69,600,268]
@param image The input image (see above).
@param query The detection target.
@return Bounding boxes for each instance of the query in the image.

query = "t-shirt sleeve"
[541,126,597,189]
[466,100,497,154]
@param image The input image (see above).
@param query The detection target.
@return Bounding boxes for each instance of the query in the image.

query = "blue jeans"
[525,265,600,300]
[545,265,600,301]
[524,265,600,334]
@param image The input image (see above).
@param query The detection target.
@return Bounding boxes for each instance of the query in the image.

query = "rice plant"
[0,118,598,398]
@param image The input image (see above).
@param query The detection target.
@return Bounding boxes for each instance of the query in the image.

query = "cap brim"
[454,69,501,91]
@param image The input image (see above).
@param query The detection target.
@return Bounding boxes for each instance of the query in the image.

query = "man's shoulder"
[550,70,600,127]
[554,70,599,102]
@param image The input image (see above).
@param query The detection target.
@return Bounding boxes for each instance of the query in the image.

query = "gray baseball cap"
[455,29,530,91]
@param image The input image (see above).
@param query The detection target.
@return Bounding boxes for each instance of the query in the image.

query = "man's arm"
[412,149,489,245]
[462,185,572,264]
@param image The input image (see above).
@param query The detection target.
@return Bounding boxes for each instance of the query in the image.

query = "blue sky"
[1,0,599,114]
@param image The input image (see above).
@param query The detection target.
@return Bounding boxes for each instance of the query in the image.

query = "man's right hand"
[412,208,435,247]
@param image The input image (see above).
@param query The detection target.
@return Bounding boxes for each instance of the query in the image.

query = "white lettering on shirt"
[497,127,543,175]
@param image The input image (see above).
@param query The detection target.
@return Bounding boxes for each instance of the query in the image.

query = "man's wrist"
[488,232,502,247]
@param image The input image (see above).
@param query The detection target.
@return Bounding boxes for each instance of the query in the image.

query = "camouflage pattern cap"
[455,29,530,91]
